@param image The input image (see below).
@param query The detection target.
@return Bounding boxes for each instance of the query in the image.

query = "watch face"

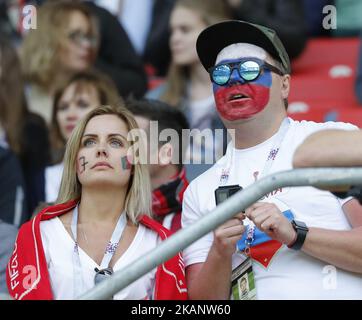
[293,220,308,230]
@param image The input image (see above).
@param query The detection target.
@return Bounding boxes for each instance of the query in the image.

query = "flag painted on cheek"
[213,68,272,121]
[121,156,131,170]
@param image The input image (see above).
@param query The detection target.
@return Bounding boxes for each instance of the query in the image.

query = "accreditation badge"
[230,255,257,300]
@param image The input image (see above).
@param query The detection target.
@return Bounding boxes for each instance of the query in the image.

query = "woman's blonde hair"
[21,1,98,90]
[57,105,152,223]
[161,0,232,107]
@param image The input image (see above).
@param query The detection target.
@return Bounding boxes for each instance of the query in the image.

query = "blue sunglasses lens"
[212,60,262,85]
[212,64,231,85]
[239,61,260,81]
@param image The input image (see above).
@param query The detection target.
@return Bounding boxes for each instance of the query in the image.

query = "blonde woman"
[6,105,187,300]
[21,1,99,124]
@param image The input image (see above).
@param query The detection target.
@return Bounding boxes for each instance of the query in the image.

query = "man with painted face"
[182,20,362,300]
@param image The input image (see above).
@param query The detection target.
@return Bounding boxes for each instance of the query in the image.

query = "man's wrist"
[286,230,298,248]
[287,220,309,250]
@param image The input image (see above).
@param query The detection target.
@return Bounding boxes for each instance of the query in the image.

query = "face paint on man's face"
[216,43,267,64]
[213,43,271,121]
[213,58,272,121]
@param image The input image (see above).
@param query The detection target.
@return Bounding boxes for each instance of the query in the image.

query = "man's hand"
[245,202,296,246]
[211,213,246,258]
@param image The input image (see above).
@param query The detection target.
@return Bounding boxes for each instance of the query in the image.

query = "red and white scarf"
[152,168,189,232]
[6,200,188,300]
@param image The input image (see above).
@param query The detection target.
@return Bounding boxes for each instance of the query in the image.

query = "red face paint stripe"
[215,84,270,121]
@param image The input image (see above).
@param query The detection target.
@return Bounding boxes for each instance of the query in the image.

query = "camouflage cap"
[196,20,291,74]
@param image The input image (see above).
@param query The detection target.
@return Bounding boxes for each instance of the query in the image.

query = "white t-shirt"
[182,118,362,299]
[45,163,64,203]
[40,217,159,300]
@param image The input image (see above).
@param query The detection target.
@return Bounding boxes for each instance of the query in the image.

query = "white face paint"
[213,43,272,122]
[215,43,267,64]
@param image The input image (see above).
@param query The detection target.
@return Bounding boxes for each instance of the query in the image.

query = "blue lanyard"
[218,118,290,252]
[70,204,127,297]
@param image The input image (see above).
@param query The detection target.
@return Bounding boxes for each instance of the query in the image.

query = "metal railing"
[2,168,360,300]
[78,167,362,300]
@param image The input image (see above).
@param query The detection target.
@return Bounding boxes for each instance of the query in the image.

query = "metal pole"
[78,168,362,300]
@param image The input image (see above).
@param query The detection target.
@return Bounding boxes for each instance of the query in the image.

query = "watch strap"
[288,220,309,250]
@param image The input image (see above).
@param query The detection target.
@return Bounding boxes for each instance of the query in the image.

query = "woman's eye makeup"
[82,138,96,147]
[81,137,125,148]
[110,139,123,147]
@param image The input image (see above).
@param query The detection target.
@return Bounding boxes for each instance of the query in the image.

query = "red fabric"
[152,168,189,233]
[170,213,182,232]
[139,215,187,300]
[250,240,283,268]
[6,200,187,300]
[287,37,362,126]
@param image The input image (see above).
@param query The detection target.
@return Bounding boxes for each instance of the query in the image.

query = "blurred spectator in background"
[0,0,36,42]
[0,220,17,293]
[333,0,362,37]
[0,0,20,41]
[0,33,49,219]
[356,32,362,104]
[2,0,148,98]
[127,98,190,232]
[0,147,26,226]
[92,0,176,76]
[226,0,307,60]
[21,1,99,125]
[147,0,232,181]
[45,70,121,203]
[83,1,148,97]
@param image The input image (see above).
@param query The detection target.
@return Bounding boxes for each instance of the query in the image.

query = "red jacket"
[6,200,188,300]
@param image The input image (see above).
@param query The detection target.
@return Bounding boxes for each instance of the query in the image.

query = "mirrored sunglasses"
[209,58,284,86]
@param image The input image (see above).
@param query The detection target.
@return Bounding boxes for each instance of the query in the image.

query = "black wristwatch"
[287,220,309,250]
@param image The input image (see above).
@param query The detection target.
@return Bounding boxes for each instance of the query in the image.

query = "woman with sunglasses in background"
[6,105,188,300]
[147,0,232,181]
[21,1,99,125]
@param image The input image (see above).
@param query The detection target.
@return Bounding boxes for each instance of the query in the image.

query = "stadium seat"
[288,37,362,127]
